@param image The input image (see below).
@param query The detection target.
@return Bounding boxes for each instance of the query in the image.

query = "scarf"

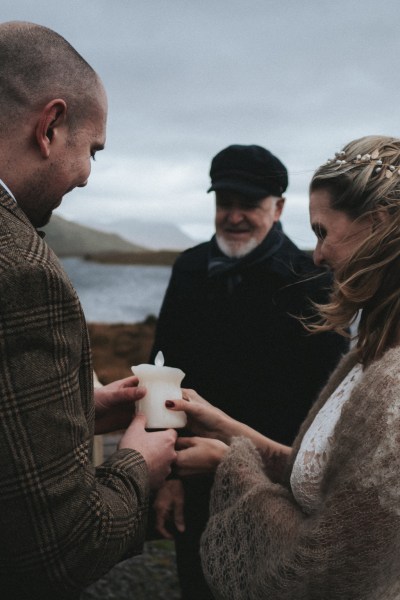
[207,222,284,293]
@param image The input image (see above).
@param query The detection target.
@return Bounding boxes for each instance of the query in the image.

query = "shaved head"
[0,21,108,226]
[0,21,103,132]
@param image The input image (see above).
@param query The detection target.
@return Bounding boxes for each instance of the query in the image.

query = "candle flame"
[154,351,165,367]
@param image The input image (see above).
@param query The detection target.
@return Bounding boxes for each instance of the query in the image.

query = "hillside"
[80,217,195,251]
[43,215,148,257]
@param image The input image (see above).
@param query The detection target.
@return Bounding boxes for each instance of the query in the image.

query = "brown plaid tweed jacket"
[0,188,149,599]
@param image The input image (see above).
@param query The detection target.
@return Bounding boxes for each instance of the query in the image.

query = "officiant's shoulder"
[172,240,211,273]
[262,232,332,288]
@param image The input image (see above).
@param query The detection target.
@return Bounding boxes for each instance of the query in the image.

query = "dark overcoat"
[152,233,348,443]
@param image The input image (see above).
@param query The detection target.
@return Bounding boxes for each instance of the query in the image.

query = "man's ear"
[35,99,67,158]
[273,197,285,221]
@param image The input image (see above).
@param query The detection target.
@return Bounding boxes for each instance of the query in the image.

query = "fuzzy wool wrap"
[201,347,400,599]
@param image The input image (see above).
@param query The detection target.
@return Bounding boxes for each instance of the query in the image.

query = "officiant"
[150,144,348,599]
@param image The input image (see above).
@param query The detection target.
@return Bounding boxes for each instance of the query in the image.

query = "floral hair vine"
[326,149,400,178]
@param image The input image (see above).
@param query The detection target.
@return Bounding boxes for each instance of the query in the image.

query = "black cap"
[207,144,288,199]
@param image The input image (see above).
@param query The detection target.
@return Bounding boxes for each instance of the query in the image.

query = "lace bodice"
[290,363,363,513]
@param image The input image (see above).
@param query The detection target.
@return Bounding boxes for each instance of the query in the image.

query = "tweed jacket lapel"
[0,184,70,285]
[0,184,33,228]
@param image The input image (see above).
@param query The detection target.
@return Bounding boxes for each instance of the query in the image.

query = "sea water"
[61,257,172,324]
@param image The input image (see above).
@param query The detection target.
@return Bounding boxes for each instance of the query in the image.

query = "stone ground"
[81,540,181,600]
[84,435,182,599]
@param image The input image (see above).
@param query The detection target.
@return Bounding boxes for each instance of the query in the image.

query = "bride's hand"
[165,388,233,443]
[167,389,292,483]
[174,436,229,477]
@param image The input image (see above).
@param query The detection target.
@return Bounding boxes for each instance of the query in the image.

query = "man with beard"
[0,21,177,599]
[151,144,348,599]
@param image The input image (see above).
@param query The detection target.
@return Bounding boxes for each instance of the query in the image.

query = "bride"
[166,135,400,600]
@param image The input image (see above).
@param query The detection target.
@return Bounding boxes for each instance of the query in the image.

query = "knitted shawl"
[200,346,400,599]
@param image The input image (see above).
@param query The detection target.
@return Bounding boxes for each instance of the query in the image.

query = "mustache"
[222,224,251,231]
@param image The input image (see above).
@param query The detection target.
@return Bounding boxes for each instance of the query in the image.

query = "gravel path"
[81,540,181,599]
[84,436,181,598]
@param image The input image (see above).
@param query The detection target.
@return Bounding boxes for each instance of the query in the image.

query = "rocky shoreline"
[88,317,158,385]
[84,250,180,266]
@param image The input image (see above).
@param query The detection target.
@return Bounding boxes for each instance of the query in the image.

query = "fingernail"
[165,401,175,408]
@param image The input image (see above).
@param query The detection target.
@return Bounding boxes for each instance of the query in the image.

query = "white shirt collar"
[0,178,16,202]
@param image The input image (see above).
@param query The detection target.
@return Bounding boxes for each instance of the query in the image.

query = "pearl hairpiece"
[326,149,400,178]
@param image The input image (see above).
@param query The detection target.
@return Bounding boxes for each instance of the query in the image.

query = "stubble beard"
[16,171,61,228]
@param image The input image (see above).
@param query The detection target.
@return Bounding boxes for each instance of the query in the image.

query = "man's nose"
[226,208,245,224]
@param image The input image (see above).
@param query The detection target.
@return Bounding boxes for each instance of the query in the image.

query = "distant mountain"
[85,218,196,251]
[43,215,148,257]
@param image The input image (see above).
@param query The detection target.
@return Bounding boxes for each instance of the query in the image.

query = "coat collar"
[0,185,46,238]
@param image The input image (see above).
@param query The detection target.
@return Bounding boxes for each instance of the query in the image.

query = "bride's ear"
[370,206,391,230]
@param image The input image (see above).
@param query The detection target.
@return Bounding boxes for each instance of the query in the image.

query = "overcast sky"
[3,0,400,248]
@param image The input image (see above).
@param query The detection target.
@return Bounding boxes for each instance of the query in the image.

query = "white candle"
[131,351,187,429]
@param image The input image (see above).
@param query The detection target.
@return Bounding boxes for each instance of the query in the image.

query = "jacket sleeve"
[0,260,149,597]
[200,351,400,600]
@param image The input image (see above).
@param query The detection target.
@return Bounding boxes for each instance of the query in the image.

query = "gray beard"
[216,234,259,258]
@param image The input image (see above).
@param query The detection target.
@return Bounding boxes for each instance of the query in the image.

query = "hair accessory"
[325,148,400,178]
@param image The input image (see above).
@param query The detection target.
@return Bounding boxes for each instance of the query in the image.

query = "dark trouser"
[175,476,214,600]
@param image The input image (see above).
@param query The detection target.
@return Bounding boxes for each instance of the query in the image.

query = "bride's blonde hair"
[308,135,400,365]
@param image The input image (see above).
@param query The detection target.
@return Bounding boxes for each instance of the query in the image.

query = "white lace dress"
[290,363,363,514]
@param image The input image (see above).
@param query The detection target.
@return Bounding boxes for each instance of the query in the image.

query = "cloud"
[4,0,400,248]
[57,152,215,227]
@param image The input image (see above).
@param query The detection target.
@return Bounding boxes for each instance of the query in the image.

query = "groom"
[0,21,177,599]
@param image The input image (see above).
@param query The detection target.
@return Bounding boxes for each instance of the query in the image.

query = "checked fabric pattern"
[0,189,149,599]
